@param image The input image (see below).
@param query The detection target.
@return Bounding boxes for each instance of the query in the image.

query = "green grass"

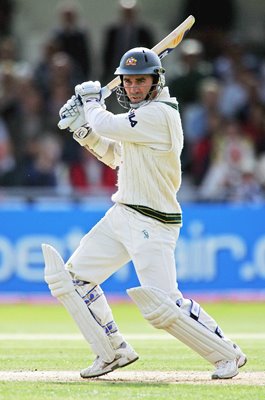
[0,301,265,399]
[2,381,265,400]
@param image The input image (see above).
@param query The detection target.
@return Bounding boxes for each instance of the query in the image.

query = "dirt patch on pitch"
[0,370,264,385]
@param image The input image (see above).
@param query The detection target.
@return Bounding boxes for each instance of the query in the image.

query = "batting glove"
[58,95,86,131]
[75,81,105,106]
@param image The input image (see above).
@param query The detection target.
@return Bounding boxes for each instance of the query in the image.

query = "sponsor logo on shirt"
[128,110,138,127]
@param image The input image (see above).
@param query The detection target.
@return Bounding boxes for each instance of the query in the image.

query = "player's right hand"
[58,95,86,131]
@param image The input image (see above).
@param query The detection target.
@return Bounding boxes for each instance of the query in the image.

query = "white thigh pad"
[42,244,115,362]
[127,286,238,365]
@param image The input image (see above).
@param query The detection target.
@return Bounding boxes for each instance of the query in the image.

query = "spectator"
[213,37,260,82]
[191,112,223,187]
[0,36,33,155]
[20,133,70,190]
[256,153,265,195]
[51,0,92,80]
[176,75,219,180]
[181,0,237,60]
[182,77,221,144]
[168,40,213,180]
[16,76,47,144]
[218,66,255,119]
[69,147,117,194]
[42,51,80,130]
[198,119,256,201]
[33,41,81,130]
[169,39,212,109]
[102,0,155,84]
[242,102,265,156]
[231,159,263,203]
[33,36,61,98]
[260,60,265,104]
[40,51,84,165]
[0,64,21,153]
[0,36,32,78]
[0,117,16,185]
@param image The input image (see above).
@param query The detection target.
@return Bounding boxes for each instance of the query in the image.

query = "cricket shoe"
[80,342,139,378]
[211,348,247,380]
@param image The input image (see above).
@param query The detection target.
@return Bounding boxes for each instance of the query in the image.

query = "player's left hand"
[75,81,105,106]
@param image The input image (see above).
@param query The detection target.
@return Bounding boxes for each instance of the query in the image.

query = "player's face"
[123,74,154,104]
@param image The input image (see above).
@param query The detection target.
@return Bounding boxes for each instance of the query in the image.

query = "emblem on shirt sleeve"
[128,110,138,127]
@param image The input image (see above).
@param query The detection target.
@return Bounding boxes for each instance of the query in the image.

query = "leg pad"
[127,286,238,365]
[42,244,115,362]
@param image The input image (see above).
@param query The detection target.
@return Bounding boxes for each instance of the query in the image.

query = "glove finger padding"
[58,95,86,131]
[59,95,77,118]
[58,114,88,132]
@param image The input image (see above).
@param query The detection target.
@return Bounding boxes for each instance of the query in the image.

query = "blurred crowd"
[0,0,264,203]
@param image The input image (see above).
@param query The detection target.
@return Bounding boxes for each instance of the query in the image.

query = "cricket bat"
[58,15,195,129]
[102,14,195,98]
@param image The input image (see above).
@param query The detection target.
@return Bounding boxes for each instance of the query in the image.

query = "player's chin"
[130,97,143,104]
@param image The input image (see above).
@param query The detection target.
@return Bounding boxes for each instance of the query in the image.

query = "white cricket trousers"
[66,203,182,300]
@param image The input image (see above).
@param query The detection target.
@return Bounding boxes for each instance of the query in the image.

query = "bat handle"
[101,76,122,100]
[101,86,112,100]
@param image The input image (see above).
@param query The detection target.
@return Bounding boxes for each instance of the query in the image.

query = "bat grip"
[101,86,112,100]
[101,76,121,100]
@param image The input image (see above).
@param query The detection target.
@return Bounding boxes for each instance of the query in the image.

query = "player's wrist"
[73,125,93,146]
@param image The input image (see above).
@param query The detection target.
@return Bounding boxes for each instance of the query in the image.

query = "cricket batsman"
[42,47,247,379]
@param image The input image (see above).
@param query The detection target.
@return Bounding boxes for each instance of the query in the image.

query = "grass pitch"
[0,301,264,399]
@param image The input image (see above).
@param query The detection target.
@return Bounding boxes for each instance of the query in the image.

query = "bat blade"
[103,15,195,97]
[154,15,195,59]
